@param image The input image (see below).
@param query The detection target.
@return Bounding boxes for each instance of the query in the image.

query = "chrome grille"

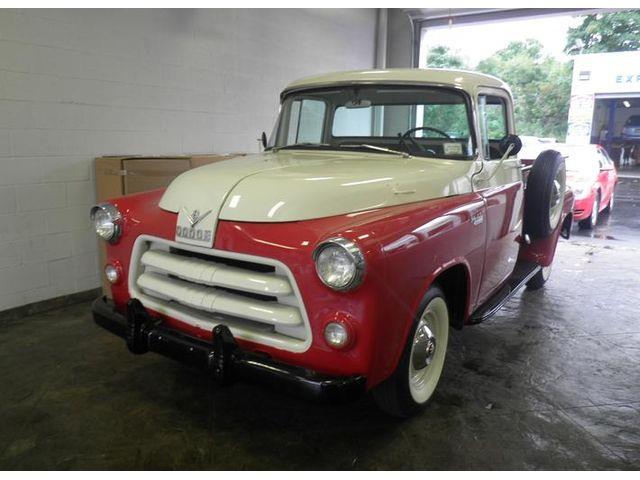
[128,235,311,352]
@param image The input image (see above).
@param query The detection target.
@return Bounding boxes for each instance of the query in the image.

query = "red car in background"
[521,144,617,230]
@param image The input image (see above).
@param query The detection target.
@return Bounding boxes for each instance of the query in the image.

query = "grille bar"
[141,249,292,296]
[137,272,303,327]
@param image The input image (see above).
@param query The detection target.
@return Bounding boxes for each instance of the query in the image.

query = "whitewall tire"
[373,285,450,417]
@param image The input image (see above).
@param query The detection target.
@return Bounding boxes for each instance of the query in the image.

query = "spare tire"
[523,150,566,239]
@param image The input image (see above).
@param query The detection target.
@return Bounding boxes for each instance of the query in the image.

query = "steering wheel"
[399,126,452,155]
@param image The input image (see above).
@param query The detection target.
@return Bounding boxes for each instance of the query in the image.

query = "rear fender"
[519,189,574,266]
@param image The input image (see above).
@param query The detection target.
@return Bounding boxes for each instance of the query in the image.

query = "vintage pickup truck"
[91,69,573,417]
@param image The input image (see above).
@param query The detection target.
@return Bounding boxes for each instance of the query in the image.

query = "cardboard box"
[95,153,243,296]
[95,154,242,200]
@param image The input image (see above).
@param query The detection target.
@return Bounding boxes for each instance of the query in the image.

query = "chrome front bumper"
[91,296,365,402]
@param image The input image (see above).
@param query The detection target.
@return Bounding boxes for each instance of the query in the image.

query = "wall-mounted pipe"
[375,8,388,69]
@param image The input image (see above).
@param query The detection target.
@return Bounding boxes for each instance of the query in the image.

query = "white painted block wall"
[0,8,377,311]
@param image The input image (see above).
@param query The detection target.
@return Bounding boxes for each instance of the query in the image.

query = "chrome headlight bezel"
[312,237,365,291]
[90,203,122,243]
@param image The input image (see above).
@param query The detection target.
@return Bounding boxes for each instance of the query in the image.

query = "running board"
[469,261,541,324]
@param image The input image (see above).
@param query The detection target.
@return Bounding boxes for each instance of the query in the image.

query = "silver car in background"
[622,115,640,140]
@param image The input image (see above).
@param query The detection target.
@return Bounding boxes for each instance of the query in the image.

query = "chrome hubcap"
[549,169,566,229]
[551,180,561,208]
[412,323,437,370]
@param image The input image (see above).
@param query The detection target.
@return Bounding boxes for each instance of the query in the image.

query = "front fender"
[351,193,486,385]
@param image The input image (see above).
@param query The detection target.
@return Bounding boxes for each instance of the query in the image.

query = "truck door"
[473,90,524,305]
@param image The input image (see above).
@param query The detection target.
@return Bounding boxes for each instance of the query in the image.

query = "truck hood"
[159,150,475,222]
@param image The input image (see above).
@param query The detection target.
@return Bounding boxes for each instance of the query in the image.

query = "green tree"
[565,10,640,54]
[476,40,572,140]
[423,104,469,139]
[423,46,471,138]
[426,45,468,69]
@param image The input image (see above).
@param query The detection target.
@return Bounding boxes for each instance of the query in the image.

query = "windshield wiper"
[339,143,411,158]
[271,143,330,152]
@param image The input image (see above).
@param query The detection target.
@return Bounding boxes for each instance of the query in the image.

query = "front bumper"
[572,195,594,221]
[92,296,366,402]
[622,130,640,139]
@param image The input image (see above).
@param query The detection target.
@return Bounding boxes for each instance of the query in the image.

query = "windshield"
[558,146,599,178]
[268,86,475,159]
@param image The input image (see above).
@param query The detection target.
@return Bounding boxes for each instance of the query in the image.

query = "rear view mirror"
[499,134,522,157]
[261,132,267,149]
[345,98,372,109]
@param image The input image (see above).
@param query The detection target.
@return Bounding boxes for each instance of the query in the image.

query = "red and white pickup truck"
[90,69,573,417]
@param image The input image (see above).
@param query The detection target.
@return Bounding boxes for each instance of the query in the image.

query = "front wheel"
[372,286,450,417]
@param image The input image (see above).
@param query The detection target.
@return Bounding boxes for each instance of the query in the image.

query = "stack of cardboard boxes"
[95,153,243,295]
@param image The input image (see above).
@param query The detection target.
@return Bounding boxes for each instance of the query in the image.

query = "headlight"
[90,203,122,242]
[313,237,365,291]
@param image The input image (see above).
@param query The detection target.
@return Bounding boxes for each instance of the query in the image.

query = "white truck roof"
[282,68,509,96]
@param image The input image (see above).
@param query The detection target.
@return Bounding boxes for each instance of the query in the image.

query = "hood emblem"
[182,208,212,228]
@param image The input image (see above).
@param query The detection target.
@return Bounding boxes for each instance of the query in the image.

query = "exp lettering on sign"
[616,74,640,84]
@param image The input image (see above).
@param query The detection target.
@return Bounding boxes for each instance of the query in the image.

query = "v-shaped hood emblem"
[183,207,212,228]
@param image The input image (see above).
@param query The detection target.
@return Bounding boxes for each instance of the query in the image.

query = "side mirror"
[499,134,522,157]
[261,132,267,149]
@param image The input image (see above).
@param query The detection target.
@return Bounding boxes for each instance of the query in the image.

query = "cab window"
[271,86,475,160]
[479,95,508,160]
[285,99,326,144]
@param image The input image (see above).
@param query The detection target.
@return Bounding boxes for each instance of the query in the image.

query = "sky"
[419,14,585,68]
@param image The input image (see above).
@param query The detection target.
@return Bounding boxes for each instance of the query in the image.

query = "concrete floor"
[1,178,640,470]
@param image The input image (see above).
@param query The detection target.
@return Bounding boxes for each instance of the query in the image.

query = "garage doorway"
[591,95,640,167]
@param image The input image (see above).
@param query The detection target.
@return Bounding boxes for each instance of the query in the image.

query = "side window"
[479,95,508,160]
[286,99,326,144]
